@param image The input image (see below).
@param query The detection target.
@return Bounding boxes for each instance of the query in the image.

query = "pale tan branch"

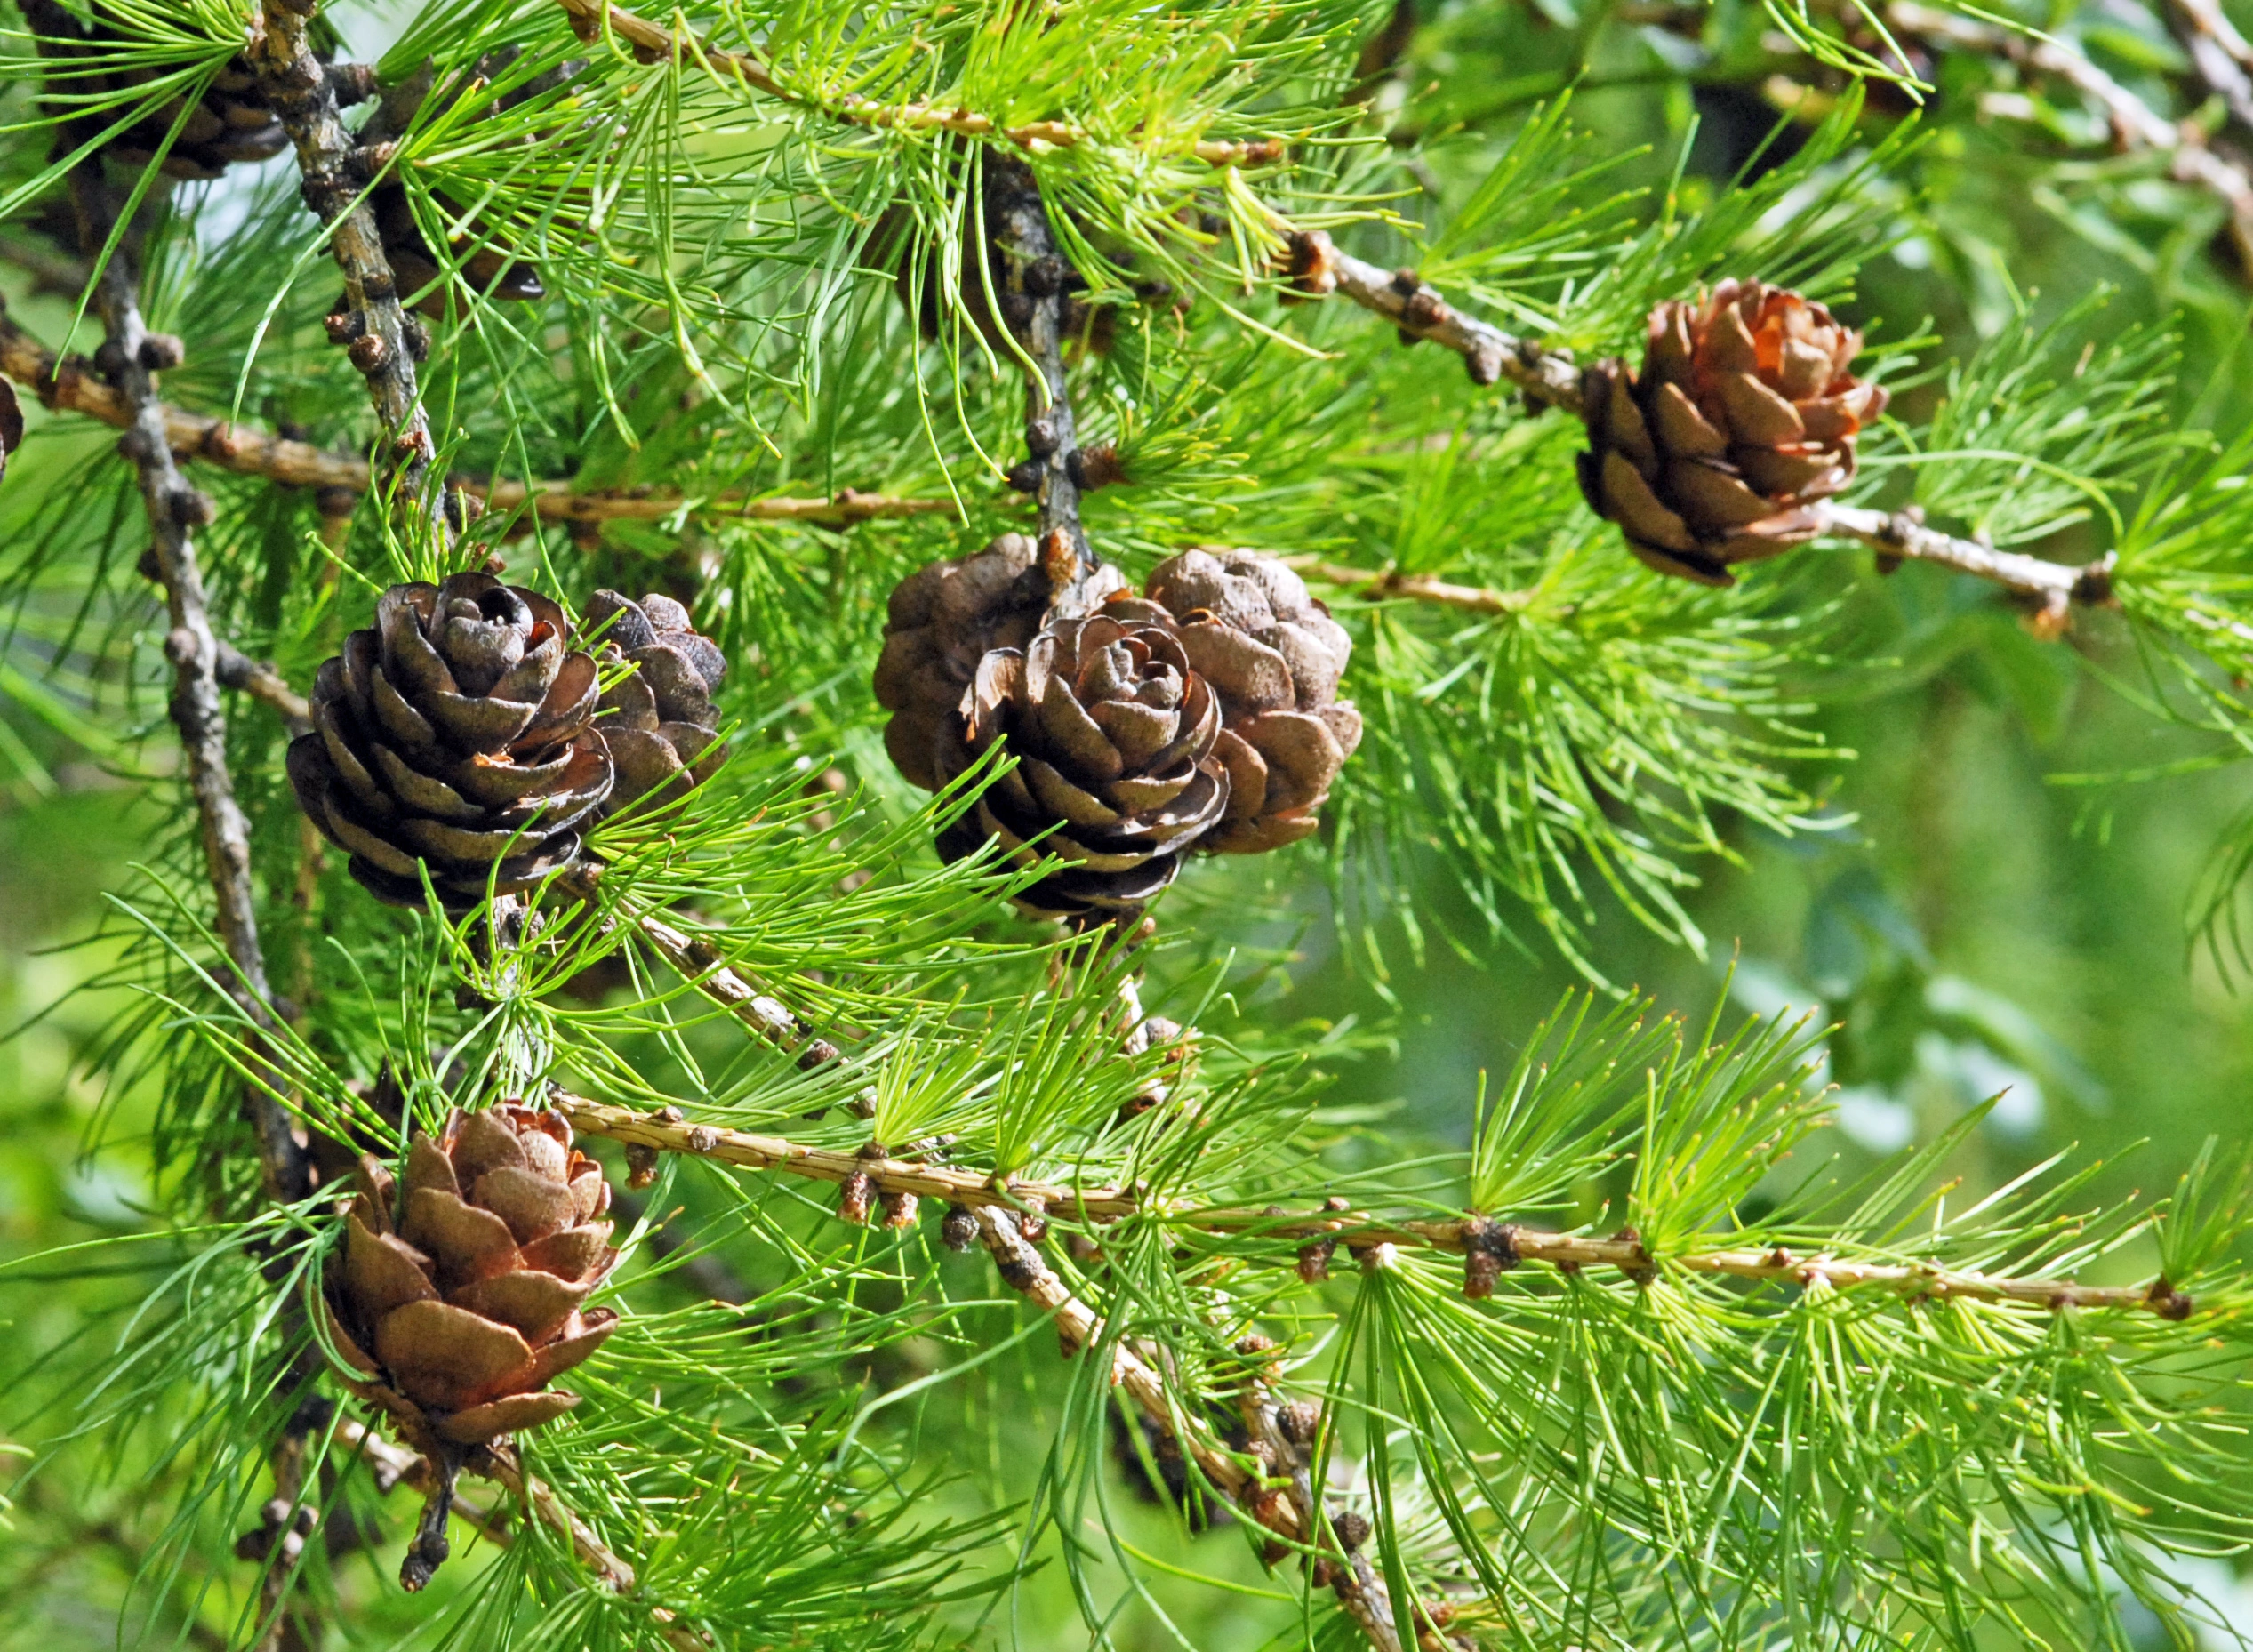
[549,0,1286,166]
[1814,502,2118,636]
[0,305,949,527]
[549,1093,2196,1317]
[213,641,312,732]
[1285,240,2121,629]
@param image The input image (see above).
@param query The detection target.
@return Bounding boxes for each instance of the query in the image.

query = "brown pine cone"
[934,598,1232,921]
[874,533,1123,792]
[322,1104,618,1448]
[877,539,1360,920]
[1143,550,1360,854]
[103,59,289,180]
[287,573,611,908]
[1577,279,1886,586]
[586,589,726,815]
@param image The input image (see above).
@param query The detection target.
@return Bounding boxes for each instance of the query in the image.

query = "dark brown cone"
[874,533,1122,793]
[287,572,611,908]
[1142,549,1360,854]
[1577,278,1887,586]
[878,541,1363,920]
[28,5,297,181]
[95,58,289,181]
[324,1104,618,1448]
[933,599,1232,922]
[585,589,725,817]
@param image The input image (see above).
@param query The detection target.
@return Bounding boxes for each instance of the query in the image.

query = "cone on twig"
[1577,279,1885,586]
[319,1103,618,1449]
[585,589,726,816]
[287,572,611,907]
[876,534,1359,923]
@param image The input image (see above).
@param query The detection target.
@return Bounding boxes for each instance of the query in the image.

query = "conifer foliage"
[0,2,2250,1651]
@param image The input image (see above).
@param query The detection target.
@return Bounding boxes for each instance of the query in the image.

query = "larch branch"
[551,1093,2199,1318]
[30,70,309,1209]
[972,1207,1405,1652]
[0,296,950,530]
[549,0,1287,167]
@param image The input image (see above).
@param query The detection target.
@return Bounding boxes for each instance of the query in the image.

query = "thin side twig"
[985,155,1092,572]
[326,1416,708,1648]
[247,4,439,509]
[550,1094,2199,1318]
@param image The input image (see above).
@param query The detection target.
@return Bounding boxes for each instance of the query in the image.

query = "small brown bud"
[1331,1510,1371,1552]
[1017,1203,1048,1244]
[1465,340,1504,387]
[1401,288,1448,332]
[838,1169,874,1225]
[170,486,217,528]
[1297,1237,1336,1283]
[940,1204,978,1251]
[402,315,431,362]
[881,1188,919,1230]
[1067,444,1126,491]
[137,333,185,372]
[684,1125,718,1153]
[324,308,365,345]
[1462,1216,1520,1301]
[797,1038,840,1071]
[1005,458,1042,493]
[135,545,163,582]
[624,1142,659,1190]
[1276,1399,1321,1448]
[1280,229,1338,302]
[347,333,391,374]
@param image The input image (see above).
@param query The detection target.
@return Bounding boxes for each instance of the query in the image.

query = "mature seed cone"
[876,536,1360,921]
[586,589,726,815]
[100,57,289,180]
[322,1104,618,1448]
[1577,278,1887,586]
[1143,549,1360,854]
[287,572,611,907]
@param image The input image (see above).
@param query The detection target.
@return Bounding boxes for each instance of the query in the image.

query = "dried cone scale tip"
[324,1105,618,1448]
[287,573,610,908]
[875,535,1359,923]
[1578,279,1886,586]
